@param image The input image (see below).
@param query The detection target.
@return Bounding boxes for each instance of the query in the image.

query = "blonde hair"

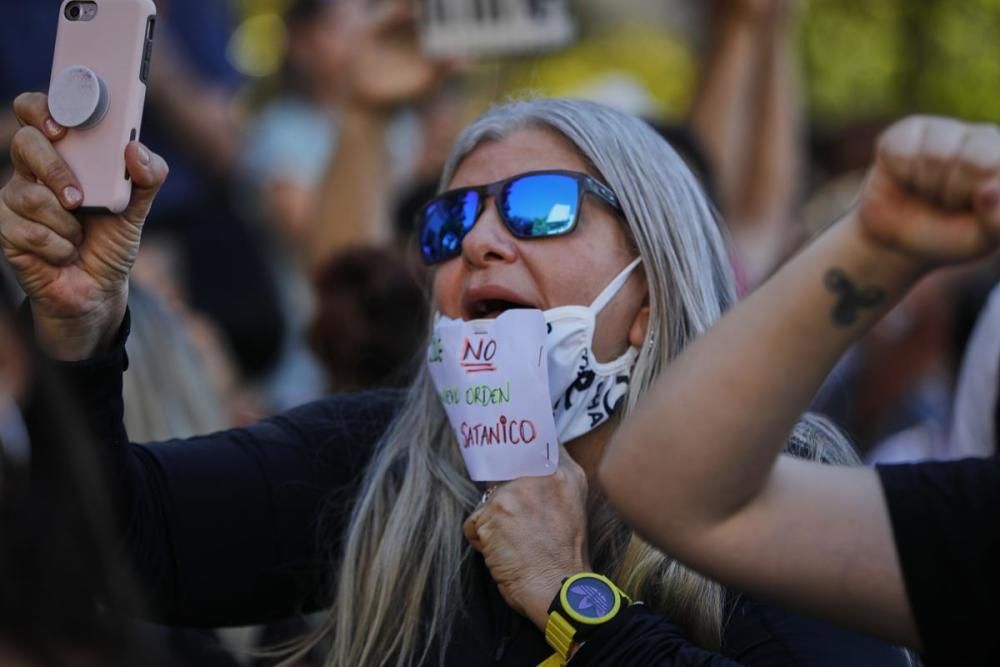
[288,98,849,665]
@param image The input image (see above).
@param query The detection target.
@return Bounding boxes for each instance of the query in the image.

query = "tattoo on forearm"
[824,268,885,326]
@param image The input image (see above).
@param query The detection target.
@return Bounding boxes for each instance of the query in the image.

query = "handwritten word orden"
[440,382,511,406]
[460,415,537,448]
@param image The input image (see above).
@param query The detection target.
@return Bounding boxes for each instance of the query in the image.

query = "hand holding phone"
[47,0,156,213]
[1,92,168,361]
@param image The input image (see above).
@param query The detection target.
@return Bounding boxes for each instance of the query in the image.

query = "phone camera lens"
[67,4,81,19]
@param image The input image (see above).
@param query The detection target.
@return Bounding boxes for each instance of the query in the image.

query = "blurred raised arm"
[307,0,454,273]
[689,0,801,284]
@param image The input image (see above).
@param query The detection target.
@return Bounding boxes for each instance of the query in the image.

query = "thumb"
[463,511,483,551]
[120,142,168,227]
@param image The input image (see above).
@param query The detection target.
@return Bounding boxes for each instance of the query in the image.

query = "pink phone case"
[48,0,156,213]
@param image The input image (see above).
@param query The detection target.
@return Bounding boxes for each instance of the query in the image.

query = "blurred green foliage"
[800,0,1000,122]
[231,0,1000,122]
[501,23,696,117]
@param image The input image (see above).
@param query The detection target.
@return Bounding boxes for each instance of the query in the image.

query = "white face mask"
[544,257,642,443]
[430,257,643,462]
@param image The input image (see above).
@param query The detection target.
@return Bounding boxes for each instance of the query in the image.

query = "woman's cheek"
[432,263,463,317]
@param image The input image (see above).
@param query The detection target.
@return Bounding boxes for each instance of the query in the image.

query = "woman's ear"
[628,303,651,349]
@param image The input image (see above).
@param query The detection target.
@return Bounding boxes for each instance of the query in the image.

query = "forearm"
[731,17,800,244]
[688,7,761,213]
[603,212,922,531]
[21,303,133,525]
[307,105,393,274]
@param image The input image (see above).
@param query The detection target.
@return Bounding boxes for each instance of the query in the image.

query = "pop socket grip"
[48,65,109,129]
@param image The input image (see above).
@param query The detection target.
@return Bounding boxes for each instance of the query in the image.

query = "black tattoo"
[824,268,885,326]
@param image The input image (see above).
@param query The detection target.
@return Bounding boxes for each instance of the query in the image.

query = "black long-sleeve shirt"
[38,313,909,666]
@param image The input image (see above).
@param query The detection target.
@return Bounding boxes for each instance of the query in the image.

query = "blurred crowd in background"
[1,0,999,663]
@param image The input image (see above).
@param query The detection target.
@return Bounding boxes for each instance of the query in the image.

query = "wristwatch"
[541,572,631,665]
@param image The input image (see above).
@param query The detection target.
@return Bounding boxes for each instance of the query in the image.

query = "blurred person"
[601,116,1000,665]
[2,90,910,666]
[130,237,265,426]
[243,0,354,246]
[946,280,1000,458]
[309,245,427,391]
[0,285,164,666]
[243,0,455,408]
[847,274,959,461]
[244,0,453,264]
[123,283,230,441]
[142,0,287,381]
[304,81,470,394]
[688,0,803,287]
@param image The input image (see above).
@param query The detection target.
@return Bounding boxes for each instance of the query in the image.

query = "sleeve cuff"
[19,299,131,384]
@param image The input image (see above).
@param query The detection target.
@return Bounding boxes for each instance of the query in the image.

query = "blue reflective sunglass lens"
[420,190,480,263]
[502,174,580,237]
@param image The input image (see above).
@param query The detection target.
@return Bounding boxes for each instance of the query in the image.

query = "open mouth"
[471,299,535,319]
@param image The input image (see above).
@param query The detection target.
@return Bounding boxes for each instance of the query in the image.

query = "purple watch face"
[566,578,616,619]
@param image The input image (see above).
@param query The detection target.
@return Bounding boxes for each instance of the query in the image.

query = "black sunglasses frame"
[416,169,625,265]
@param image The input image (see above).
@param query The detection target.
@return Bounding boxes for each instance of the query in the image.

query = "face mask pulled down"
[428,258,641,481]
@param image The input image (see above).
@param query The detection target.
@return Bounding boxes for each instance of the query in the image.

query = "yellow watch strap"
[537,652,565,667]
[545,610,577,659]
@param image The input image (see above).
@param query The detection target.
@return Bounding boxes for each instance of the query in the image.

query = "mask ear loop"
[588,257,643,315]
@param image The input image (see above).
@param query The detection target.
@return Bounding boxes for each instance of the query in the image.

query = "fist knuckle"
[971,122,1000,137]
[896,115,924,135]
[935,117,964,134]
[9,127,32,155]
[491,495,511,515]
[18,187,48,218]
[966,125,999,149]
[10,127,47,168]
[12,91,42,113]
[11,94,33,123]
[25,223,53,249]
[919,150,948,173]
[0,183,13,210]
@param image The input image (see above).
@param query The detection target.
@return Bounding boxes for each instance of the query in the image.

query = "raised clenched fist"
[858,116,1000,268]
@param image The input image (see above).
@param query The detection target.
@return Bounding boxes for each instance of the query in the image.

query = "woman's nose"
[461,197,519,266]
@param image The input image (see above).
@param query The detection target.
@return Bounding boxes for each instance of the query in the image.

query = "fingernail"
[137,145,151,165]
[44,118,62,137]
[63,186,82,207]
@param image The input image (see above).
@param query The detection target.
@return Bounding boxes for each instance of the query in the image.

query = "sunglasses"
[416,170,624,265]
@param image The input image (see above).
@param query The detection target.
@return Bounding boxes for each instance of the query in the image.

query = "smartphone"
[47,0,156,213]
[418,0,575,59]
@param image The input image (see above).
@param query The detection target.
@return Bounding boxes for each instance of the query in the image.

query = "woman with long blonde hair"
[2,90,906,666]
